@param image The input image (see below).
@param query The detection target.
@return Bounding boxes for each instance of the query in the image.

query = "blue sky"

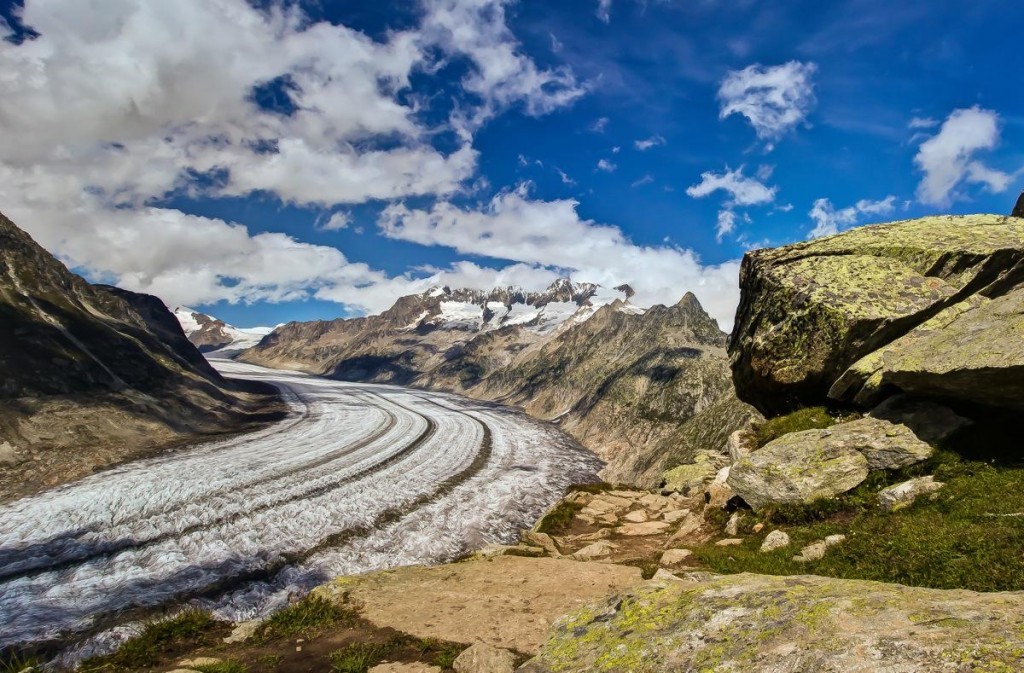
[1,0,1021,329]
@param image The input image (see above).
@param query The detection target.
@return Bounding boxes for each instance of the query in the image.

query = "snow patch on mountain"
[173,307,275,356]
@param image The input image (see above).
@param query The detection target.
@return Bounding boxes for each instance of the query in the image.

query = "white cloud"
[686,166,777,206]
[914,106,1013,206]
[596,158,617,172]
[590,117,610,133]
[631,174,654,188]
[556,168,576,185]
[319,212,352,231]
[808,195,896,238]
[378,187,742,328]
[908,116,939,129]
[634,135,666,151]
[596,0,612,23]
[716,210,737,241]
[718,61,817,144]
[0,0,586,311]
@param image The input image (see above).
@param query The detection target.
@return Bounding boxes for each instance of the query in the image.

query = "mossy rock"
[521,573,1024,672]
[729,214,1024,415]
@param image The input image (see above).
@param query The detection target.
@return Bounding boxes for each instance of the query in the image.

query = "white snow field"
[0,361,601,657]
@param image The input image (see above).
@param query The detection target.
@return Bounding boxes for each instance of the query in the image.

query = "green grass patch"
[255,595,358,642]
[567,481,614,495]
[328,643,389,673]
[752,406,839,448]
[79,608,215,671]
[535,500,583,534]
[0,650,42,673]
[693,451,1024,592]
[415,637,466,667]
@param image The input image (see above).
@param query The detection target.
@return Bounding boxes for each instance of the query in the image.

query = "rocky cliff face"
[174,307,275,355]
[242,283,754,485]
[0,212,281,501]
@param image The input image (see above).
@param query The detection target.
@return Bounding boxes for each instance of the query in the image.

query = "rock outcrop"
[243,285,755,485]
[729,214,1024,416]
[522,573,1024,672]
[0,212,280,501]
[1013,191,1024,218]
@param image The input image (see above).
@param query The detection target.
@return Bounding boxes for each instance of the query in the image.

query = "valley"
[0,360,600,662]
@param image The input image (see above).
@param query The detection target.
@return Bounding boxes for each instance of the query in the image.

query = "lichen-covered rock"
[729,214,1024,415]
[660,450,725,495]
[826,417,935,470]
[878,476,945,512]
[727,429,869,511]
[832,285,1024,410]
[520,573,1024,672]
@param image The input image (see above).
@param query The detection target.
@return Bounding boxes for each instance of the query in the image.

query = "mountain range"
[237,280,757,484]
[174,307,276,356]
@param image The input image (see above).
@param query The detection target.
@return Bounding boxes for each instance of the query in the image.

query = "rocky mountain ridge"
[0,212,282,502]
[174,307,275,356]
[240,282,755,485]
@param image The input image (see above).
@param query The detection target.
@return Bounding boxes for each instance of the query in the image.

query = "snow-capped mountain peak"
[173,307,275,356]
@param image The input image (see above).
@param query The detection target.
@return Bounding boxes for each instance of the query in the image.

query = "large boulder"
[728,429,868,511]
[832,285,1024,409]
[729,215,1024,415]
[521,573,1024,672]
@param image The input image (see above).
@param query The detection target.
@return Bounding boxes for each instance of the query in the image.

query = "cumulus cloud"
[808,195,896,238]
[718,61,817,144]
[596,0,612,22]
[0,0,585,312]
[378,186,742,328]
[716,210,737,241]
[590,117,610,133]
[634,135,666,151]
[686,167,777,207]
[318,212,353,231]
[914,107,1013,206]
[596,158,617,172]
[908,116,939,129]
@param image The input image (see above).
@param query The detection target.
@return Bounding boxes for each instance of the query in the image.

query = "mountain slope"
[242,283,756,485]
[0,212,282,501]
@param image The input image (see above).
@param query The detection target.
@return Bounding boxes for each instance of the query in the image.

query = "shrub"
[79,608,214,671]
[256,595,358,641]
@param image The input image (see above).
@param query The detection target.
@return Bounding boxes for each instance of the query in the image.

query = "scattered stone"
[453,642,516,673]
[566,528,612,543]
[223,619,260,644]
[596,513,619,525]
[793,541,827,563]
[824,534,846,547]
[638,493,675,511]
[879,476,945,512]
[724,512,741,536]
[752,523,764,533]
[622,509,649,523]
[572,540,618,560]
[0,441,21,466]
[564,491,593,505]
[660,549,693,565]
[616,521,669,536]
[522,531,561,557]
[179,658,222,668]
[607,490,644,500]
[661,508,690,523]
[705,466,735,510]
[715,538,743,547]
[370,663,443,673]
[759,530,790,552]
[665,513,705,547]
[728,430,869,511]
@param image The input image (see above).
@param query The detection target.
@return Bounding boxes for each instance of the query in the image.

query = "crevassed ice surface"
[0,361,601,657]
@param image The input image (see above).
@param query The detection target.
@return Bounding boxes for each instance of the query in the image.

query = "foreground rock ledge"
[521,573,1024,672]
[313,556,643,655]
